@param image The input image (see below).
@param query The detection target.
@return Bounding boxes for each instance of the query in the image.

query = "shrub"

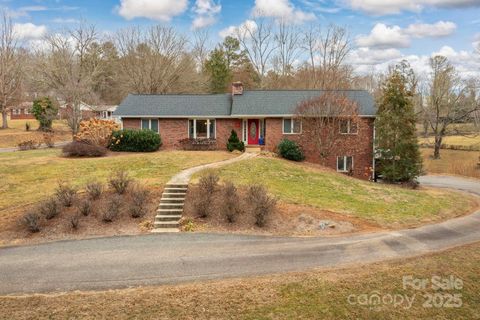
[78,199,92,216]
[55,182,77,207]
[196,173,219,218]
[22,212,41,233]
[129,185,150,218]
[109,170,132,195]
[18,140,40,151]
[31,97,58,131]
[226,130,245,152]
[25,122,31,131]
[86,181,103,200]
[40,197,60,220]
[43,133,55,148]
[109,129,162,152]
[247,184,276,228]
[102,195,122,222]
[222,181,240,223]
[75,119,119,147]
[62,141,108,157]
[277,139,305,161]
[70,214,80,230]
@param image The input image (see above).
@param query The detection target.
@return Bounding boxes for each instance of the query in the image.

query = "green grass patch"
[0,149,234,214]
[201,157,474,227]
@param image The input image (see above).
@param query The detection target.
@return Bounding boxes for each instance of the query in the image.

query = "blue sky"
[4,0,480,76]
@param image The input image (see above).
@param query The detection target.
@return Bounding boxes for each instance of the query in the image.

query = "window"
[12,109,20,115]
[188,119,216,139]
[339,119,357,134]
[141,119,159,133]
[337,156,353,173]
[283,118,301,134]
[24,108,30,115]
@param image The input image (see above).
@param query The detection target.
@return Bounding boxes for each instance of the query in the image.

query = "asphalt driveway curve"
[0,175,479,295]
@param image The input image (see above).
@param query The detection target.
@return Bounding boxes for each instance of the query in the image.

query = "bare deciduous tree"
[273,20,302,77]
[115,25,193,94]
[35,23,99,135]
[303,24,351,89]
[425,55,480,159]
[0,12,24,129]
[191,29,211,71]
[236,17,276,83]
[295,92,360,163]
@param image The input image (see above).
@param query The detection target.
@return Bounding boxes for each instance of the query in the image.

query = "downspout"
[372,122,376,181]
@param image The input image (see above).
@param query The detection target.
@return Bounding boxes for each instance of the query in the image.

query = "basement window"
[337,156,353,173]
[141,119,159,133]
[189,119,216,139]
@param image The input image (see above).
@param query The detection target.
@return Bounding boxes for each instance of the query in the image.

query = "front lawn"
[0,149,235,223]
[2,241,479,319]
[202,157,476,228]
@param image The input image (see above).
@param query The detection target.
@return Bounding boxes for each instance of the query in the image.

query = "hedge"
[109,129,162,152]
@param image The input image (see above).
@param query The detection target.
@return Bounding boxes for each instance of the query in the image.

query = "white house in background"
[58,101,118,121]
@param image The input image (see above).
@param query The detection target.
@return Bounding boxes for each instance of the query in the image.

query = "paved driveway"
[0,176,479,295]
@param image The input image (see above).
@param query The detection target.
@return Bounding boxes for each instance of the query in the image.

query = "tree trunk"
[433,135,442,159]
[1,109,8,129]
[422,120,428,138]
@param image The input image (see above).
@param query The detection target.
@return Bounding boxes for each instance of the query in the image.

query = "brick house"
[114,83,376,179]
[10,102,35,120]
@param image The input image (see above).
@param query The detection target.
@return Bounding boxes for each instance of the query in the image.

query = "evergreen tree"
[376,64,422,183]
[31,97,58,131]
[226,130,245,152]
[204,47,231,93]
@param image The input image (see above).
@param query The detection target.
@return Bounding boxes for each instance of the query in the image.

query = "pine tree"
[376,65,422,183]
[204,48,231,93]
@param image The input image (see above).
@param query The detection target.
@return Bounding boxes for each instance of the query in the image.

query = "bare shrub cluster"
[109,170,132,195]
[195,173,219,218]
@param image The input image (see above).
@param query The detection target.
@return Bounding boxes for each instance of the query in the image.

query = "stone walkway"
[168,152,257,184]
[152,152,257,232]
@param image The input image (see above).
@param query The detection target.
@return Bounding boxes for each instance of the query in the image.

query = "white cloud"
[192,0,221,29]
[117,0,188,21]
[347,0,480,15]
[356,23,410,48]
[13,23,47,40]
[219,19,258,38]
[253,0,315,23]
[350,47,403,65]
[405,21,456,38]
[356,21,456,49]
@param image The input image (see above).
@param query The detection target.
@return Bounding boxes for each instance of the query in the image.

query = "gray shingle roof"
[114,94,232,117]
[114,90,376,117]
[231,90,376,116]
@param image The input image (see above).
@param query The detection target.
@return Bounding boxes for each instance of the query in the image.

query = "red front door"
[247,119,259,145]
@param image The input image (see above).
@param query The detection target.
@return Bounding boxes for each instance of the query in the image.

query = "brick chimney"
[232,82,244,95]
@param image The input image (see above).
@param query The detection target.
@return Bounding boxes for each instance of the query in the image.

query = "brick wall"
[264,117,375,180]
[122,118,141,130]
[159,119,188,149]
[216,118,242,150]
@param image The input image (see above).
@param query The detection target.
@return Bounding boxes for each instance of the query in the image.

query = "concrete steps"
[245,146,262,153]
[152,183,188,231]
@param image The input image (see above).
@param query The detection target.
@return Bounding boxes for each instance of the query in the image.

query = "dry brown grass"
[421,148,480,179]
[0,116,72,148]
[1,242,479,319]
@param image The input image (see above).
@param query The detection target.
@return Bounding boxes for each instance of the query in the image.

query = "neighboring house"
[59,102,118,121]
[114,83,376,179]
[10,102,35,120]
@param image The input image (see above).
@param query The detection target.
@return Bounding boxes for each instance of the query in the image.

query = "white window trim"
[339,119,358,135]
[282,118,302,135]
[188,118,216,139]
[141,118,159,133]
[242,119,247,143]
[337,156,354,173]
